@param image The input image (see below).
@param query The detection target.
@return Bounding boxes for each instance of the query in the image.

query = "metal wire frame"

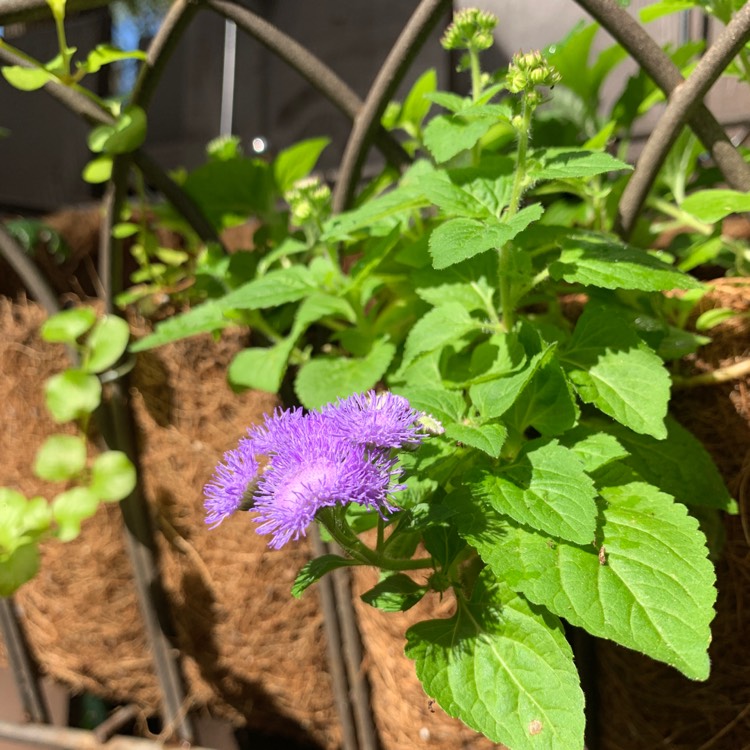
[2,1,750,749]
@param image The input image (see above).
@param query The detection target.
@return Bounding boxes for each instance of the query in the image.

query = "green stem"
[508,96,532,218]
[469,48,482,102]
[648,196,713,235]
[52,9,72,79]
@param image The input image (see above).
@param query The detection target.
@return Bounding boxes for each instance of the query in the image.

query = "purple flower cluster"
[203,391,433,548]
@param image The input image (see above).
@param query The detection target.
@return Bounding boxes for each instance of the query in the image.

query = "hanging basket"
[0,297,499,750]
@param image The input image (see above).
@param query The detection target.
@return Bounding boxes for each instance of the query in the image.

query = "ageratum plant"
[136,8,733,750]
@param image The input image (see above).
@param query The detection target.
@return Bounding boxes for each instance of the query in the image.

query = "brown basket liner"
[0,297,498,750]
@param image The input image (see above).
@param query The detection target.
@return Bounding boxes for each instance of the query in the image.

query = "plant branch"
[673,358,750,388]
[616,2,750,238]
[201,0,410,171]
[573,0,750,231]
[332,0,450,213]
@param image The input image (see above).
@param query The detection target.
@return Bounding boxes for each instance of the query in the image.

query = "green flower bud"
[441,8,498,52]
[506,49,561,94]
[285,176,331,229]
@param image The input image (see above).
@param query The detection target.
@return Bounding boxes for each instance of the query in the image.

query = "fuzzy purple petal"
[203,438,259,528]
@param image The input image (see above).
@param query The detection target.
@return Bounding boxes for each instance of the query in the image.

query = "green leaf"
[444,422,507,457]
[33,435,86,481]
[1,65,54,91]
[399,69,437,132]
[530,148,631,180]
[84,315,130,373]
[87,105,147,155]
[405,569,585,749]
[295,338,396,409]
[459,483,716,680]
[52,487,100,542]
[401,303,478,369]
[0,544,40,596]
[89,451,136,502]
[41,307,96,343]
[505,356,580,436]
[640,0,695,21]
[292,554,355,597]
[182,157,274,229]
[681,189,750,223]
[0,489,51,553]
[228,341,294,393]
[44,370,102,423]
[361,573,426,612]
[469,349,547,421]
[78,44,146,75]
[392,387,467,425]
[594,416,735,511]
[559,429,629,474]
[273,137,330,193]
[423,110,502,162]
[82,155,113,184]
[429,204,543,269]
[561,304,670,438]
[467,438,598,544]
[550,235,702,291]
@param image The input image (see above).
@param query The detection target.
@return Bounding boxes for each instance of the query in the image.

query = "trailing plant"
[0,306,136,596]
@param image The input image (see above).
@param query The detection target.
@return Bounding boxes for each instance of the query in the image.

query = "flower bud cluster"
[506,50,561,94]
[440,8,497,52]
[284,176,331,228]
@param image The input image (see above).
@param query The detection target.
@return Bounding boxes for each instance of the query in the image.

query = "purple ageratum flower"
[322,390,427,450]
[204,438,259,528]
[252,412,402,549]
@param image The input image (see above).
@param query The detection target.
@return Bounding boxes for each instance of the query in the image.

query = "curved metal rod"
[131,0,199,111]
[201,0,410,170]
[0,223,60,314]
[573,0,750,221]
[0,0,108,24]
[332,0,450,213]
[617,2,750,237]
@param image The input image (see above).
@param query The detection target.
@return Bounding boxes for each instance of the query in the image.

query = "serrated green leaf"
[550,235,701,291]
[424,91,468,113]
[467,438,597,544]
[400,69,437,132]
[292,554,355,597]
[558,428,629,473]
[429,204,543,270]
[530,148,631,180]
[505,356,580,436]
[273,137,330,193]
[561,304,669,438]
[361,573,427,612]
[392,387,467,425]
[594,416,735,511]
[417,171,495,219]
[1,65,54,91]
[52,487,100,541]
[44,370,102,423]
[458,482,716,680]
[41,307,97,343]
[444,422,507,457]
[405,569,585,749]
[681,189,750,223]
[33,435,86,481]
[469,349,547,421]
[90,451,136,502]
[401,303,479,369]
[0,544,40,596]
[84,315,130,373]
[295,338,396,409]
[228,341,294,393]
[423,107,507,162]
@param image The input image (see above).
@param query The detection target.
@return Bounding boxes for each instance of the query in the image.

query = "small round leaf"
[82,156,113,184]
[33,435,87,481]
[84,315,130,373]
[52,488,99,542]
[0,544,40,596]
[41,307,97,343]
[44,370,102,423]
[90,451,136,502]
